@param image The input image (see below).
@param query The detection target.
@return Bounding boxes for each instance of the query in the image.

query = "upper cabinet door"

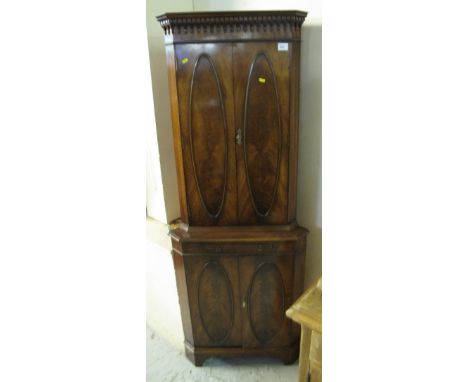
[233,43,291,225]
[175,44,238,226]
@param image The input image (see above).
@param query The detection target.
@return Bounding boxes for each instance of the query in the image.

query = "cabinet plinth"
[157,10,308,366]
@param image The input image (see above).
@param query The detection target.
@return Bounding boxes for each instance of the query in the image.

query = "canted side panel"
[240,254,294,348]
[171,250,194,345]
[165,45,189,222]
[175,43,237,226]
[233,42,290,225]
[183,255,242,347]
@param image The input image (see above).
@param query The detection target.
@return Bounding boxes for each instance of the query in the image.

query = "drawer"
[181,241,297,255]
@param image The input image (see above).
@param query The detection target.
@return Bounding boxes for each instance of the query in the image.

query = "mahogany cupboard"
[157,10,309,366]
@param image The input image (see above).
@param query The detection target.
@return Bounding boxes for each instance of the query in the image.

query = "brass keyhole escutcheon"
[236,128,242,145]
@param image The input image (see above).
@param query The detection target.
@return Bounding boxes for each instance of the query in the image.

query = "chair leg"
[298,325,312,382]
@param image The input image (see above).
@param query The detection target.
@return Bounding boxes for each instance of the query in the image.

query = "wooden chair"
[286,276,322,382]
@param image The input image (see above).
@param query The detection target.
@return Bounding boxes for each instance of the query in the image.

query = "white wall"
[296,18,322,287]
[146,218,185,351]
[146,104,167,222]
[146,0,193,349]
[146,0,193,224]
[194,0,321,23]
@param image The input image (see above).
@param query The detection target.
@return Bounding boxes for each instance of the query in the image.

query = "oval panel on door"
[197,261,234,343]
[248,262,285,343]
[189,54,228,218]
[244,52,282,217]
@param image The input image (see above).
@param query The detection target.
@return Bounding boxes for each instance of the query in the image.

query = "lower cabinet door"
[240,255,294,348]
[184,255,242,347]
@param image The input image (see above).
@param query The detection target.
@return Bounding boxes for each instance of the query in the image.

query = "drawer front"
[182,241,296,255]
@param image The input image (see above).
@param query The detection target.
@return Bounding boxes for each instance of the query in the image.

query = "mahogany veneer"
[157,10,308,366]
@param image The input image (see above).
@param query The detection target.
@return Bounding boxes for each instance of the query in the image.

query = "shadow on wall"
[146,1,191,223]
[296,23,322,287]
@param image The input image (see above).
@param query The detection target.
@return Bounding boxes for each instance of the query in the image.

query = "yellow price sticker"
[258,77,266,84]
[181,58,189,64]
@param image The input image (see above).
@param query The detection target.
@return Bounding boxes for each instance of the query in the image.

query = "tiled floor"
[146,326,298,382]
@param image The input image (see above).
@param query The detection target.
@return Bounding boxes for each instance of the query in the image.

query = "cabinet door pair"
[184,254,294,348]
[174,42,291,226]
